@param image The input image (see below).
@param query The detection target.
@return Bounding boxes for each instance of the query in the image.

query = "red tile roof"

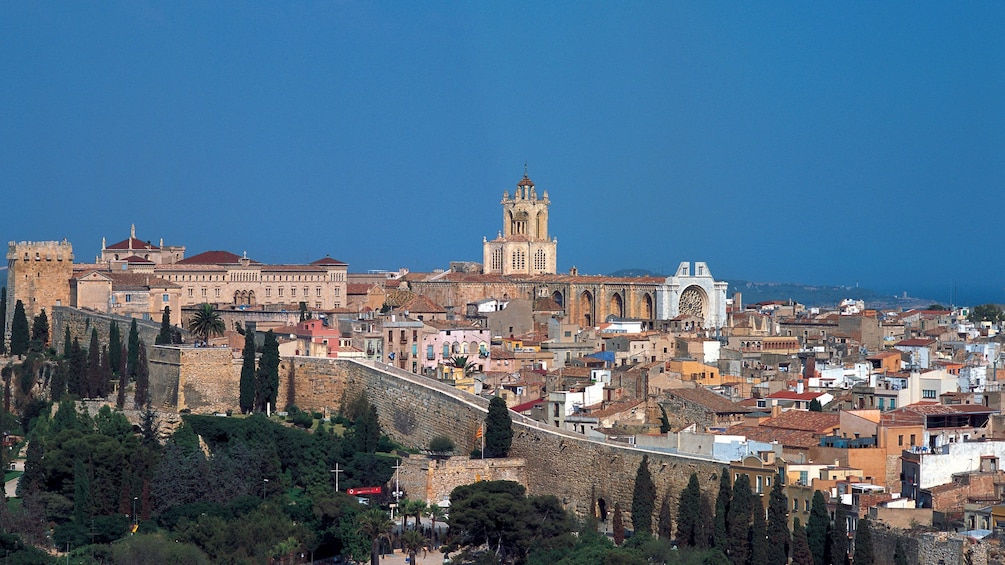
[178,250,251,264]
[760,410,840,433]
[766,390,829,401]
[311,256,347,266]
[121,255,154,263]
[896,338,937,347]
[105,237,159,250]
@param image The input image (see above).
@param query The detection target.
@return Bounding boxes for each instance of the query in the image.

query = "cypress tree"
[127,318,140,379]
[698,494,714,548]
[631,454,656,536]
[30,309,49,352]
[657,490,673,540]
[239,329,256,413]
[73,459,92,523]
[677,472,701,547]
[86,328,101,397]
[726,474,753,565]
[9,300,30,356]
[51,359,67,403]
[0,286,6,355]
[286,360,296,411]
[893,538,908,565]
[255,330,280,412]
[612,502,625,546]
[484,395,513,457]
[116,362,127,409]
[750,494,769,565]
[829,505,848,565]
[155,306,172,345]
[134,342,149,409]
[806,490,829,565]
[714,467,732,551]
[767,475,790,565]
[791,518,814,565]
[100,344,112,396]
[851,517,874,565]
[63,324,71,358]
[67,337,85,397]
[108,322,122,375]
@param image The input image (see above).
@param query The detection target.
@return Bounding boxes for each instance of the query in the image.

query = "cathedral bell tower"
[483,171,557,275]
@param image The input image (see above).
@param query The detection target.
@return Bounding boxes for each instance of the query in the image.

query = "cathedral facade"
[482,174,557,275]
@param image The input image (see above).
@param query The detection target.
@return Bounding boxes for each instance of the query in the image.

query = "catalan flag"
[475,424,483,439]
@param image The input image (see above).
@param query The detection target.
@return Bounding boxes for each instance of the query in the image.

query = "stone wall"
[52,306,162,353]
[285,358,724,525]
[397,455,527,506]
[148,345,240,413]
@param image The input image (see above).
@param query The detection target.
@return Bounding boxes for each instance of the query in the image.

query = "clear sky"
[2,3,1003,304]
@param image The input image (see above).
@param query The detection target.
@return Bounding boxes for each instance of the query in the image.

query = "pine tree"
[726,474,753,565]
[791,518,814,565]
[657,490,673,540]
[714,467,732,551]
[631,454,656,536]
[677,472,702,547]
[108,322,122,375]
[127,318,140,379]
[155,306,173,345]
[808,398,823,412]
[63,325,71,358]
[0,286,6,355]
[239,329,256,413]
[806,490,829,565]
[134,342,149,409]
[750,494,769,565]
[29,309,49,352]
[9,300,30,356]
[829,505,848,565]
[767,475,790,565]
[484,395,513,457]
[852,518,874,565]
[86,328,102,397]
[255,330,280,413]
[612,502,625,546]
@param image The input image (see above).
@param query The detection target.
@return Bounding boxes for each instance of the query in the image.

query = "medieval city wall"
[6,241,74,340]
[284,358,723,524]
[52,306,162,354]
[148,345,240,413]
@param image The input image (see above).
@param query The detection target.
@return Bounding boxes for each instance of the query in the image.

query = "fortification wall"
[285,358,723,524]
[397,455,527,506]
[52,306,162,353]
[6,240,74,340]
[148,345,240,413]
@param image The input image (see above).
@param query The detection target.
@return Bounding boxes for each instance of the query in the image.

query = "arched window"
[491,248,502,271]
[534,249,546,271]
[443,343,450,358]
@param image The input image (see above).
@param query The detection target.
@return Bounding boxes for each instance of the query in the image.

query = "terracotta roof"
[121,255,154,263]
[665,387,751,414]
[898,402,995,416]
[766,390,829,402]
[533,297,564,311]
[311,256,347,266]
[722,424,820,449]
[760,410,840,433]
[510,398,545,413]
[399,294,446,313]
[102,272,179,291]
[178,250,251,264]
[106,237,159,250]
[347,283,374,295]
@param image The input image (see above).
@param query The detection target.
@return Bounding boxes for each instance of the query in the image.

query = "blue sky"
[2,3,1003,304]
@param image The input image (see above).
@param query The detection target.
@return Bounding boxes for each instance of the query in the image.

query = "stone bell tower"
[483,170,558,275]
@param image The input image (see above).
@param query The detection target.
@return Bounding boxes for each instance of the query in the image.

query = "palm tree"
[357,507,392,565]
[188,303,225,343]
[449,355,471,372]
[411,499,428,533]
[399,498,419,531]
[401,530,427,565]
[428,504,446,547]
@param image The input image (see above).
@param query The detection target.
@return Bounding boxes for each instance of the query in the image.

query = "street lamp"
[132,497,138,527]
[262,478,269,500]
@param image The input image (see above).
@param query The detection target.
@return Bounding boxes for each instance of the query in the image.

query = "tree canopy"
[9,299,30,356]
[485,395,513,458]
[631,455,656,536]
[188,303,225,343]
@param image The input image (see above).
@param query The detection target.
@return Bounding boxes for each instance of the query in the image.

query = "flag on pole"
[475,424,483,439]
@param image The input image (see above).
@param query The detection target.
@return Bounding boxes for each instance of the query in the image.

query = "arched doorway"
[552,290,564,308]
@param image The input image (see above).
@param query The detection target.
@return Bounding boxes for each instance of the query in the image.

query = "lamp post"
[262,478,269,500]
[132,496,138,527]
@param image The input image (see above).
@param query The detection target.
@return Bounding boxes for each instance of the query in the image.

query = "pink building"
[420,320,491,374]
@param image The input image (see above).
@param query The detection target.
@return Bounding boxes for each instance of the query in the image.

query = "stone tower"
[5,240,74,344]
[482,172,558,275]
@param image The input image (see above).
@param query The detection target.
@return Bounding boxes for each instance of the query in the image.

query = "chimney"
[771,404,782,418]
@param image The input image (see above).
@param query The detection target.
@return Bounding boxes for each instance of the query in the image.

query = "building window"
[188,289,193,298]
[922,390,937,399]
[291,288,296,297]
[898,435,904,446]
[125,294,132,303]
[214,288,220,298]
[534,249,546,271]
[910,434,916,446]
[278,287,284,297]
[443,343,450,358]
[162,294,169,302]
[315,302,321,309]
[201,288,207,297]
[756,475,763,493]
[491,248,502,271]
[266,288,271,297]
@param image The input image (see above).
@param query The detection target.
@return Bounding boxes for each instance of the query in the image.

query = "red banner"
[347,486,383,496]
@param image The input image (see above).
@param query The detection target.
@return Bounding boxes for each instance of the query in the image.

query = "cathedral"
[482,173,557,275]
